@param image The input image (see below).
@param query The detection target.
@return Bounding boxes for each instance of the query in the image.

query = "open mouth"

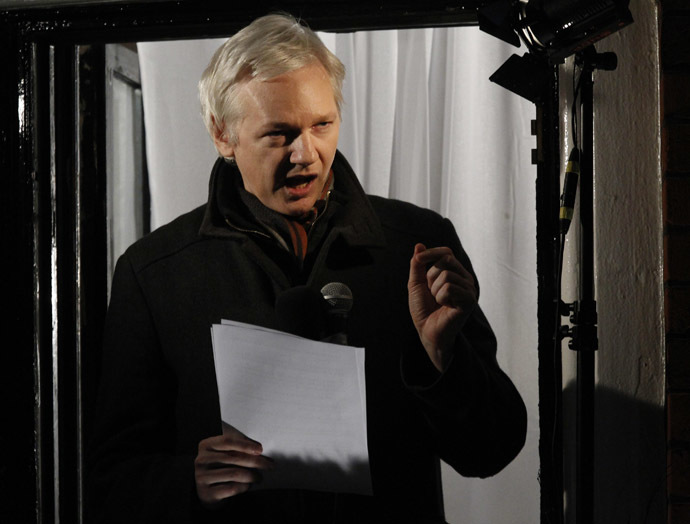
[284,175,317,190]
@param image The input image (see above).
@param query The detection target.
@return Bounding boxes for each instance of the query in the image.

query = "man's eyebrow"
[315,112,338,122]
[262,121,293,129]
[260,113,338,130]
[258,122,297,133]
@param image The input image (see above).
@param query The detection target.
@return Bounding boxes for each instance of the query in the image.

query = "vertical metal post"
[574,49,597,524]
[536,67,564,524]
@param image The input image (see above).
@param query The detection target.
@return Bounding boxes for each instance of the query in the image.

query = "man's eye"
[314,122,331,130]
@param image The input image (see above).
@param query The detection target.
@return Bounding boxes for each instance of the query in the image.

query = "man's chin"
[282,206,313,218]
[278,198,318,217]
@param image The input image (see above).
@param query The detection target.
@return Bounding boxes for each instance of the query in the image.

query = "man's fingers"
[209,438,262,455]
[408,243,429,286]
[206,481,252,500]
[410,244,468,284]
[203,425,263,455]
[197,480,252,507]
[424,252,472,278]
[201,465,264,486]
[195,428,271,508]
[426,262,469,290]
[429,270,477,303]
[196,448,275,470]
[425,255,475,297]
[409,244,477,314]
[432,281,477,311]
[414,246,454,265]
[414,247,473,284]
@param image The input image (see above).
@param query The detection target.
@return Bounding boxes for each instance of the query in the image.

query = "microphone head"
[320,282,353,314]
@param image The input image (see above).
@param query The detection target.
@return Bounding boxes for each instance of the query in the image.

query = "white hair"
[199,13,345,145]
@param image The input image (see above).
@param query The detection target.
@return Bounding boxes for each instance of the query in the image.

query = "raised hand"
[407,243,478,372]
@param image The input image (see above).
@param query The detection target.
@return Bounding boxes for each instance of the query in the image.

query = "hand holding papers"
[211,320,372,495]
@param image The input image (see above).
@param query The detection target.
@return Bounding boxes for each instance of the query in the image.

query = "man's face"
[214,62,340,216]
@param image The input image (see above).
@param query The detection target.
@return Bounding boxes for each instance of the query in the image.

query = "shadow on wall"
[562,383,666,524]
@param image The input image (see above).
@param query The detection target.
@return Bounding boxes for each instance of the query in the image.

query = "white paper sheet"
[211,321,372,495]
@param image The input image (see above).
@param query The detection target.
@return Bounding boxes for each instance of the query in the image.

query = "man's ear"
[211,116,235,158]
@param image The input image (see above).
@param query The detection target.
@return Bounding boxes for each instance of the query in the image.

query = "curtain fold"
[325,31,537,523]
[137,26,538,523]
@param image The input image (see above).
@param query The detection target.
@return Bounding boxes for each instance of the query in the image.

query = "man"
[88,13,526,524]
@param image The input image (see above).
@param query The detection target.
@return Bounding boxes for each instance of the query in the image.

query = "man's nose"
[290,133,317,165]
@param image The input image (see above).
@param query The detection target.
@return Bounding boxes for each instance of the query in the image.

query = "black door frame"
[0,2,561,522]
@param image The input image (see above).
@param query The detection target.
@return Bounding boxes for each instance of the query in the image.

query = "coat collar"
[199,150,386,249]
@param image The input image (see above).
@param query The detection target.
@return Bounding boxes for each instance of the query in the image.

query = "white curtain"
[138,26,537,524]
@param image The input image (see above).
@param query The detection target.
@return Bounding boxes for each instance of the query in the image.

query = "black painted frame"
[0,2,561,523]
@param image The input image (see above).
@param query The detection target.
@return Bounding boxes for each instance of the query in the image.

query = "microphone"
[274,285,328,340]
[320,282,353,345]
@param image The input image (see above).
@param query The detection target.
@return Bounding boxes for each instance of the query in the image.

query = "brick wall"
[662,1,690,522]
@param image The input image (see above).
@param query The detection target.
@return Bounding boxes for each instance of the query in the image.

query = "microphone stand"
[560,45,617,524]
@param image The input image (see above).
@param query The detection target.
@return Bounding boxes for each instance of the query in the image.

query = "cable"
[571,60,583,151]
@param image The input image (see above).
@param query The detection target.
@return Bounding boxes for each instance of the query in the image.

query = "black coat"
[88,152,527,523]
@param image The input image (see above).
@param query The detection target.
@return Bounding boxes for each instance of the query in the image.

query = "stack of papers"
[211,320,372,495]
